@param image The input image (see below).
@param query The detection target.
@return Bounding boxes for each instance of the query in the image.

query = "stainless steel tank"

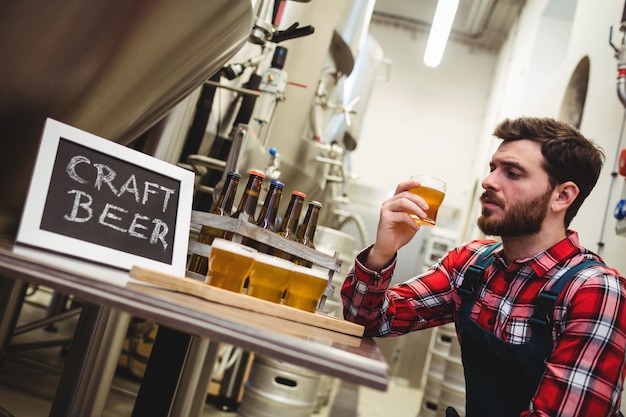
[330,0,377,76]
[0,0,253,236]
[244,0,355,203]
[235,0,378,216]
[340,34,384,151]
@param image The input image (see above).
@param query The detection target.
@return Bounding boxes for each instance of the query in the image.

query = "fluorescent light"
[424,0,460,68]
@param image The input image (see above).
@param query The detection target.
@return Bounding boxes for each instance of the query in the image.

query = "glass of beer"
[408,175,446,226]
[207,238,257,293]
[284,265,329,313]
[247,252,294,303]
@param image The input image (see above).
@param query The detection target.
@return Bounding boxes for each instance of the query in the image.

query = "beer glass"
[284,265,329,313]
[207,238,256,293]
[247,252,294,303]
[408,175,446,226]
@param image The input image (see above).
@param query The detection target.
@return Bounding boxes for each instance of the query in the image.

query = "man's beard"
[477,187,552,237]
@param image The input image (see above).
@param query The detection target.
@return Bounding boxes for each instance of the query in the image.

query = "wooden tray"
[130,266,364,337]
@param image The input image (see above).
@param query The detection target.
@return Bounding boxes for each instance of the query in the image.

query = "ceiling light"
[424,0,460,68]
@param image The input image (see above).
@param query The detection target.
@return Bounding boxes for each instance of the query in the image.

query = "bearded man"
[341,117,626,417]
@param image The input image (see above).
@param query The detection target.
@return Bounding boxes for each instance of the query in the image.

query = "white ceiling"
[372,0,528,52]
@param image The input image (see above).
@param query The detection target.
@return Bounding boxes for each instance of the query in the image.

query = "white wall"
[481,0,626,272]
[350,21,497,217]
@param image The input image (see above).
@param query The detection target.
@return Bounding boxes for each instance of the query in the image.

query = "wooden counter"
[0,238,388,415]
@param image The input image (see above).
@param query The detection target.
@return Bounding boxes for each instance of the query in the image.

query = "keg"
[438,385,466,417]
[314,374,335,412]
[418,324,456,417]
[238,356,322,417]
[433,324,456,354]
[419,366,443,417]
[428,348,448,380]
[436,330,466,417]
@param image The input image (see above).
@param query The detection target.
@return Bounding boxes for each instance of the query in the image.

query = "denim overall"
[456,243,600,417]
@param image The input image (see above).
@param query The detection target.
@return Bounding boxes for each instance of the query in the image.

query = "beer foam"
[211,238,256,258]
[410,174,446,193]
[293,265,328,280]
[254,252,294,270]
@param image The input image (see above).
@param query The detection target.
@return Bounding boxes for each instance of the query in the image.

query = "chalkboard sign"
[16,118,194,276]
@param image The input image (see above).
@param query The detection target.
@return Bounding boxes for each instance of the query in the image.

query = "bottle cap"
[226,171,241,179]
[248,169,266,179]
[270,180,285,189]
[292,191,306,199]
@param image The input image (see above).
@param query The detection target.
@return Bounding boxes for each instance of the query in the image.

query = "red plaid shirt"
[341,231,626,416]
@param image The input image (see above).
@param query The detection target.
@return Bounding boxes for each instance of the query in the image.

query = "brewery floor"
[0,287,423,417]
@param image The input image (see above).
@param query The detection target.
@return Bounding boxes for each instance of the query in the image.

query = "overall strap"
[529,259,604,329]
[459,242,503,299]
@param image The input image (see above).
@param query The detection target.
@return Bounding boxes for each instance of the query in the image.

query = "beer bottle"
[273,191,306,260]
[225,170,265,241]
[187,171,241,275]
[295,201,322,267]
[256,181,284,232]
[243,180,284,253]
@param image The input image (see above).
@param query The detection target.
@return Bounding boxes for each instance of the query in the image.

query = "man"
[341,117,626,416]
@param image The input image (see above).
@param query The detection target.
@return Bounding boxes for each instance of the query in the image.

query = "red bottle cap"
[248,169,266,179]
[292,191,306,198]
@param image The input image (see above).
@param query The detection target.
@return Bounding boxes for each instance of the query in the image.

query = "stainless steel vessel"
[0,0,253,236]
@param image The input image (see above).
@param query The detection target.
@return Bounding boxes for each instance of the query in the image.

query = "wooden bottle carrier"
[130,211,363,337]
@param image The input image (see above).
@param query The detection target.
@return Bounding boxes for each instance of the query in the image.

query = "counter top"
[0,239,389,391]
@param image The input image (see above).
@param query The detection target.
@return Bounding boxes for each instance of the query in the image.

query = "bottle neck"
[212,176,239,215]
[256,186,283,230]
[298,204,321,248]
[280,197,304,237]
[233,176,263,221]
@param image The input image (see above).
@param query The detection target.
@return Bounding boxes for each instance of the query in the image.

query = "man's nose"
[481,171,496,190]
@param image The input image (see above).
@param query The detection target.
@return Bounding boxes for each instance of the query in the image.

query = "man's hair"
[493,117,605,228]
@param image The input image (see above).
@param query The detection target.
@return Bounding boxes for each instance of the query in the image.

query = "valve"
[264,147,281,181]
[615,199,626,220]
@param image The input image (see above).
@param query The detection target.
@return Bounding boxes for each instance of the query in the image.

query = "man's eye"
[506,170,520,178]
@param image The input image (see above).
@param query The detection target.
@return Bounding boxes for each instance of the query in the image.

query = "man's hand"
[365,179,429,270]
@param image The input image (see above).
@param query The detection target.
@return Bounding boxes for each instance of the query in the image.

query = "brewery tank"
[0,0,253,236]
[237,0,378,211]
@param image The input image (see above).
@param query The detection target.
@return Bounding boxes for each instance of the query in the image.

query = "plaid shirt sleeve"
[340,244,463,337]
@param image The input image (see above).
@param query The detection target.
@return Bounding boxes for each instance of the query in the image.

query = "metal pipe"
[0,276,27,355]
[334,210,369,249]
[7,338,74,352]
[618,68,626,109]
[187,341,220,417]
[596,109,626,255]
[615,29,626,108]
[131,327,192,417]
[3,353,64,375]
[204,80,262,97]
[49,305,131,417]
[618,0,626,107]
[12,308,80,336]
[179,75,221,164]
[256,0,273,23]
[169,336,213,417]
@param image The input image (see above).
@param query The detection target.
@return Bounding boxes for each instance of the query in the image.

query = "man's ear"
[552,181,579,212]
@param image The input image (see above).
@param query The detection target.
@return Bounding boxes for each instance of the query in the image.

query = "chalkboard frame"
[16,118,194,276]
